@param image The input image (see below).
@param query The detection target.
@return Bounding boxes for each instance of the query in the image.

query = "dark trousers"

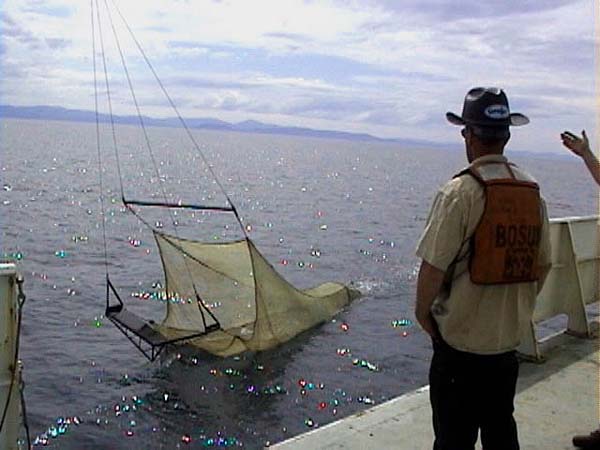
[429,338,520,450]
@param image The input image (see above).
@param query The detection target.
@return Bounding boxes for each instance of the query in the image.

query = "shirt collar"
[470,154,507,166]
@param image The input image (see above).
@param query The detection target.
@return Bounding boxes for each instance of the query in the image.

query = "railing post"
[0,263,21,450]
[565,222,592,337]
[518,216,599,361]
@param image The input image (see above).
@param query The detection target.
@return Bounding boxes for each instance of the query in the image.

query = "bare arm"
[581,151,600,186]
[560,130,600,186]
[415,260,445,339]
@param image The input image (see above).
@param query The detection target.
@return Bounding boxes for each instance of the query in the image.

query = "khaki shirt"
[416,154,551,354]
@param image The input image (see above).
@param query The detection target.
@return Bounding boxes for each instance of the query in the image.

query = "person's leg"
[430,340,479,450]
[479,351,520,450]
[572,426,600,448]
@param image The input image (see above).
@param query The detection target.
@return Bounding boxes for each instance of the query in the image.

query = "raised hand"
[561,129,600,185]
[560,130,591,157]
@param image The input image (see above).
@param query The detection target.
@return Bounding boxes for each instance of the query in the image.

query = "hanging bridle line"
[91,0,238,329]
[107,0,246,235]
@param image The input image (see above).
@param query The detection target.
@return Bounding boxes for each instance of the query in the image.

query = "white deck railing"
[518,215,599,361]
[0,263,21,450]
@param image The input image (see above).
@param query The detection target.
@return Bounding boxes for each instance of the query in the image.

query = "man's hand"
[415,308,440,340]
[415,260,445,341]
[561,130,591,157]
[561,129,600,186]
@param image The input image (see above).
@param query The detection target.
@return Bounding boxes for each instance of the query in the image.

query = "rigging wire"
[92,0,111,291]
[93,0,125,206]
[108,0,247,236]
[100,0,179,235]
[93,0,225,330]
[97,0,206,324]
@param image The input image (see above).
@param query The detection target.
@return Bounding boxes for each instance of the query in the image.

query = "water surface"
[1,118,596,449]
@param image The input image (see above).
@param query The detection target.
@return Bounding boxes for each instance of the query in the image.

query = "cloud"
[22,2,73,18]
[45,37,71,49]
[0,0,595,152]
[283,96,379,118]
[263,32,309,42]
[373,0,577,21]
[0,61,25,79]
[1,12,41,47]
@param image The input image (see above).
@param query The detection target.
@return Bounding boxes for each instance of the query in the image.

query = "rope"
[93,0,125,205]
[19,368,31,450]
[92,0,226,329]
[97,0,206,319]
[108,0,247,238]
[92,0,111,285]
[100,0,178,234]
[0,275,31,448]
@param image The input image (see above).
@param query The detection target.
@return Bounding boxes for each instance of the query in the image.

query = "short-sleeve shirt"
[416,154,552,354]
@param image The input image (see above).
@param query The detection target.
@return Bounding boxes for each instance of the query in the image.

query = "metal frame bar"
[107,315,165,361]
[124,198,234,212]
[105,277,220,362]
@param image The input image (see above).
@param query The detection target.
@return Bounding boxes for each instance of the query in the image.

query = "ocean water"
[0,117,597,449]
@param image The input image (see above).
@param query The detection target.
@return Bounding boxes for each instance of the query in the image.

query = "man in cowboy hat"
[415,87,552,450]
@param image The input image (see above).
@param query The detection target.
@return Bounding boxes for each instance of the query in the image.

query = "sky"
[0,0,597,153]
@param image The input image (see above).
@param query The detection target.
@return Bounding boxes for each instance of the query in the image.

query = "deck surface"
[270,325,600,450]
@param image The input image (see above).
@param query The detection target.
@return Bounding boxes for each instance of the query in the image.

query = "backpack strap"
[453,166,485,187]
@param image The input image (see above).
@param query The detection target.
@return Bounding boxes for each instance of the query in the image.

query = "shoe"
[573,429,600,449]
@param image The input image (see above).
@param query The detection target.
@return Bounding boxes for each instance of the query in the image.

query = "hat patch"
[484,104,509,119]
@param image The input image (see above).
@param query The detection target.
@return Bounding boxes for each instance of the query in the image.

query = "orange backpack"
[457,161,542,285]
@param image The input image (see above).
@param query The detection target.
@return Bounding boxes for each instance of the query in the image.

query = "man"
[415,87,552,450]
[561,129,600,450]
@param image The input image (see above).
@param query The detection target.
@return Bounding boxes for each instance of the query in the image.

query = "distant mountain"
[0,104,233,131]
[0,104,452,149]
[233,120,387,142]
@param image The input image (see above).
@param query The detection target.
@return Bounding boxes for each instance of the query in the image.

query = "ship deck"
[271,323,599,450]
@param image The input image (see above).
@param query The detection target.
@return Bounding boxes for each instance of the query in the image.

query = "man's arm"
[561,130,600,185]
[415,260,445,339]
[581,151,600,186]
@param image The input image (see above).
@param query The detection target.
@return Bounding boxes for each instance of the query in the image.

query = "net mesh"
[154,231,357,356]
